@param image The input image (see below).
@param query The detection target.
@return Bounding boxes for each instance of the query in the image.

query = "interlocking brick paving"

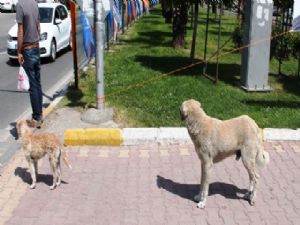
[1,141,299,225]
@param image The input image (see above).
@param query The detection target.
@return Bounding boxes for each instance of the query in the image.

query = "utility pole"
[94,0,105,110]
[70,0,79,89]
[75,0,113,124]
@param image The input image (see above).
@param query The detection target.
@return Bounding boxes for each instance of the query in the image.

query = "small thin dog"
[16,120,72,190]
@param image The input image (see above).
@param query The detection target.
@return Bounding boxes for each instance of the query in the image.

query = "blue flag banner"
[113,0,122,26]
[80,10,95,58]
[128,0,132,18]
[292,0,300,32]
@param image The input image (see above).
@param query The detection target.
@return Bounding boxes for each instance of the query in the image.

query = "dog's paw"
[30,184,36,189]
[244,191,251,200]
[194,194,201,202]
[49,184,56,190]
[197,201,206,209]
[244,191,255,205]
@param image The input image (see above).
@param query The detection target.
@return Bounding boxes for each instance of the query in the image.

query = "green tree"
[172,0,189,48]
[270,23,294,75]
[273,0,294,8]
[161,0,236,48]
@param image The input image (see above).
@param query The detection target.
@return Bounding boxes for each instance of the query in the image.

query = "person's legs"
[22,48,43,123]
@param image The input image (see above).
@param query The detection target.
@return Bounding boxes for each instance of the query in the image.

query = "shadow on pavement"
[14,167,32,185]
[14,167,68,187]
[157,175,247,202]
[9,122,17,140]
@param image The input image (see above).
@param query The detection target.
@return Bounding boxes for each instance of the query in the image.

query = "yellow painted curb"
[64,129,86,145]
[42,105,54,119]
[64,128,123,146]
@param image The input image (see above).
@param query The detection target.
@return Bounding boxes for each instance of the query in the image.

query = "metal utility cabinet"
[241,0,273,91]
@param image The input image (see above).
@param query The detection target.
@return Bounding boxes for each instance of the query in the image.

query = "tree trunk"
[190,1,199,61]
[161,0,173,23]
[278,60,282,75]
[298,52,300,80]
[172,2,188,48]
[212,4,217,19]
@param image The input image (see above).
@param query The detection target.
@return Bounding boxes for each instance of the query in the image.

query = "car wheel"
[49,40,56,62]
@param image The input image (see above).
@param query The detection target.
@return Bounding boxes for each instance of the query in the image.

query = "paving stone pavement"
[0,141,300,225]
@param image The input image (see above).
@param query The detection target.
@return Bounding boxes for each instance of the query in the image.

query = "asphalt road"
[0,10,86,166]
[0,12,72,129]
[0,11,86,127]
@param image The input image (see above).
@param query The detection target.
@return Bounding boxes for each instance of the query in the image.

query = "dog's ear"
[191,99,201,108]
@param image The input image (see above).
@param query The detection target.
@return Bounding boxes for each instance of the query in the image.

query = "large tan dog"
[16,120,72,190]
[180,99,269,208]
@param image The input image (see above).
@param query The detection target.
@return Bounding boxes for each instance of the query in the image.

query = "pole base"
[240,84,273,92]
[81,107,114,125]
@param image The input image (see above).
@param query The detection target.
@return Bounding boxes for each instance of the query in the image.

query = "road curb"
[63,127,300,146]
[64,128,123,146]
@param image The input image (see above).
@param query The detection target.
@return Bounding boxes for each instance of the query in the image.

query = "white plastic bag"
[17,66,30,91]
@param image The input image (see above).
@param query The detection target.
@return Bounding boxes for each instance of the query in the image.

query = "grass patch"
[63,6,300,128]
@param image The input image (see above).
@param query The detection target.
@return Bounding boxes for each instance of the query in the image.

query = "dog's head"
[180,99,202,121]
[16,120,32,139]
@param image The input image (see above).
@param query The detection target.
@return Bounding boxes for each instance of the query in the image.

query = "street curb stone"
[63,127,300,146]
[64,128,123,146]
[263,128,300,141]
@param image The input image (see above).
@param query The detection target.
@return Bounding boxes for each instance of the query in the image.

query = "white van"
[0,0,18,12]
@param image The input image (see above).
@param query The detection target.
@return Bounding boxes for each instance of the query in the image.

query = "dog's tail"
[62,148,72,170]
[256,129,270,168]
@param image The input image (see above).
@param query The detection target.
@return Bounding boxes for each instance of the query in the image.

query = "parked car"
[0,0,18,12]
[7,2,71,62]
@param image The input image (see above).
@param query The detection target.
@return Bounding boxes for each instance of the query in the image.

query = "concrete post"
[240,0,273,91]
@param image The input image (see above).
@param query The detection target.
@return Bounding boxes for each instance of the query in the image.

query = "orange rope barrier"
[97,30,290,101]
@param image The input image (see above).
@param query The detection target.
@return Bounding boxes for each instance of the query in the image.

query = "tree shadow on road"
[156,175,247,202]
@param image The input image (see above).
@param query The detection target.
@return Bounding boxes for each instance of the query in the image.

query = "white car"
[7,2,71,62]
[0,0,18,12]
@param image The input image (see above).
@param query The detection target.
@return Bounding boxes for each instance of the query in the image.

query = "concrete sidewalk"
[0,141,299,225]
